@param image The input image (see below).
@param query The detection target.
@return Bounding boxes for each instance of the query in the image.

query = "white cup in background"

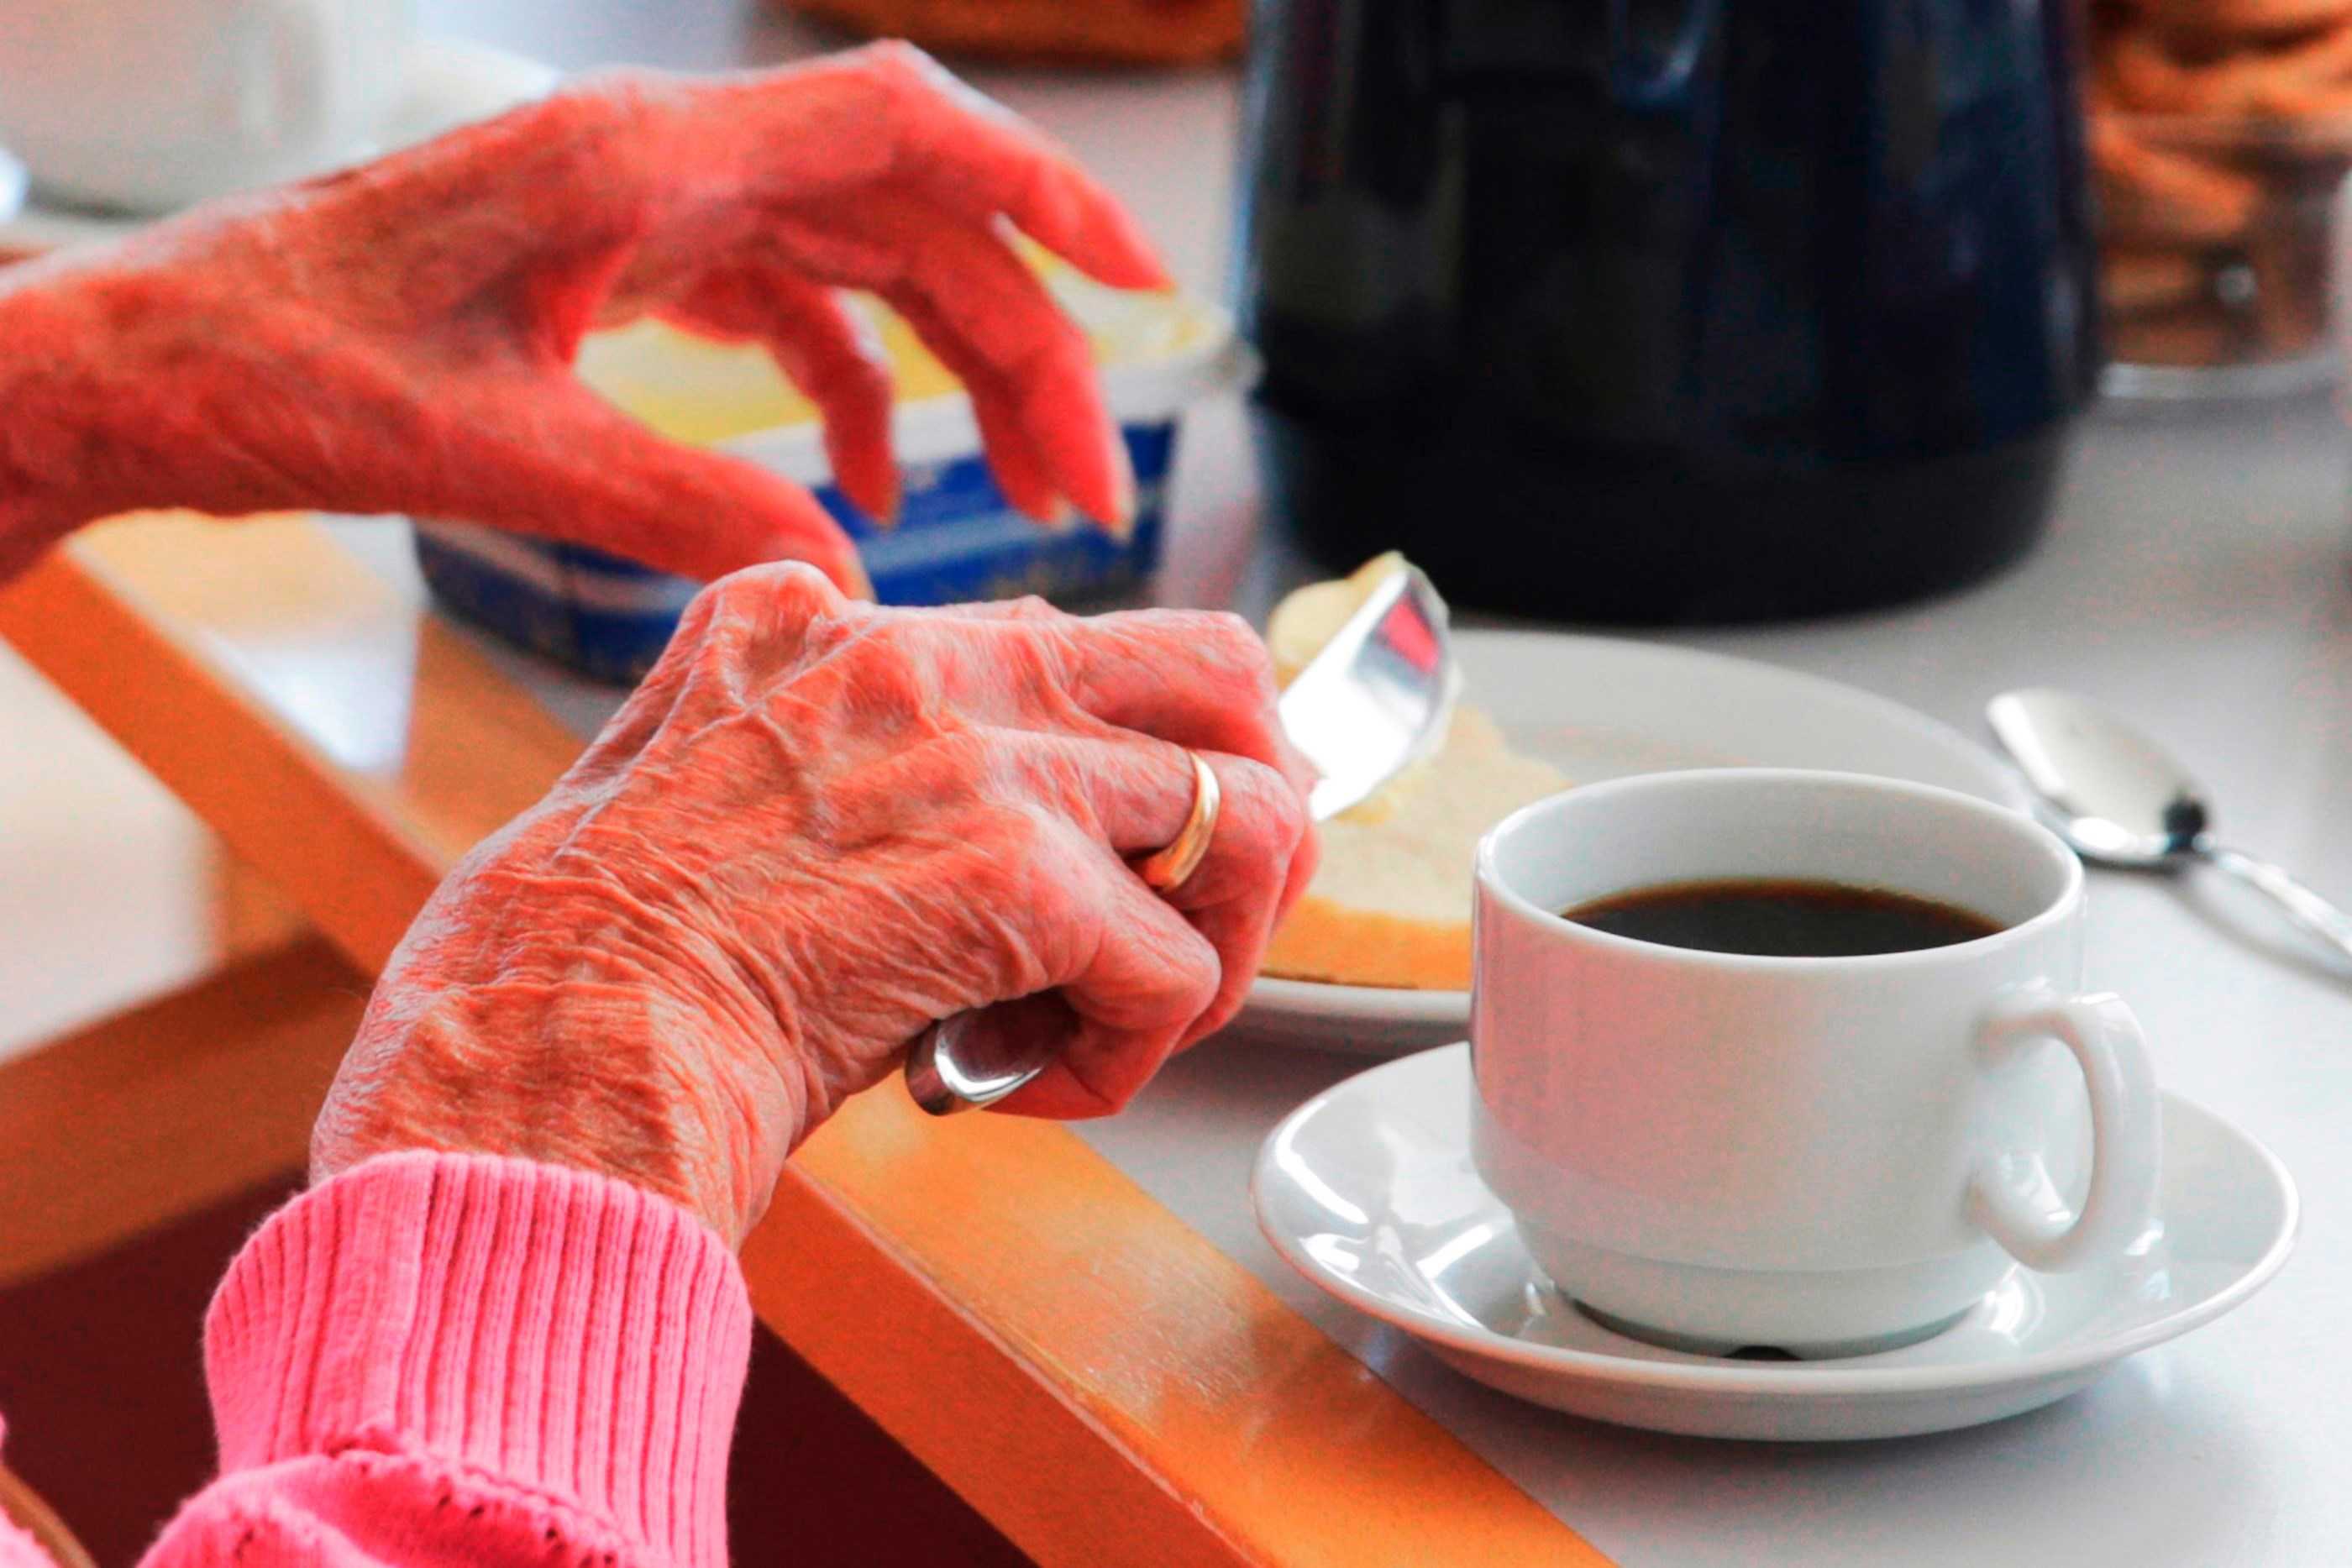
[1471,769,2163,1357]
[0,0,418,214]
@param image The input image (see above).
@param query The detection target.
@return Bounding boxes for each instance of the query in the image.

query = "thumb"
[433,377,874,595]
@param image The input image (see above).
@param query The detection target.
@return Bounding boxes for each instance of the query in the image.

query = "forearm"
[314,978,804,1243]
[0,218,396,585]
[312,857,817,1249]
[0,259,155,575]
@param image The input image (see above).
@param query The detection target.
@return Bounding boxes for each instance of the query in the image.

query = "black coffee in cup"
[1564,878,2001,958]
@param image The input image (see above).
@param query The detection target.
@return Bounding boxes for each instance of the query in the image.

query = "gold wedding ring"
[1136,751,1221,893]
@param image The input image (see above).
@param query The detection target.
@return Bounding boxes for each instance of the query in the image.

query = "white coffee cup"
[1471,768,2162,1358]
[0,0,417,214]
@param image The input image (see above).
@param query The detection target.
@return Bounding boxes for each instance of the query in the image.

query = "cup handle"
[1967,989,2162,1272]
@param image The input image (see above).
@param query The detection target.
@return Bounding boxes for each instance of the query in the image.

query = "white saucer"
[0,38,558,253]
[1252,1044,2297,1441]
[1238,631,2033,1056]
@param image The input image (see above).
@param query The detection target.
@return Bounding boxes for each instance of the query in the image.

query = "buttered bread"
[1259,559,1570,990]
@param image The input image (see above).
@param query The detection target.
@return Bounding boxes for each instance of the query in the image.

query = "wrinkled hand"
[0,44,1163,588]
[312,567,1319,1244]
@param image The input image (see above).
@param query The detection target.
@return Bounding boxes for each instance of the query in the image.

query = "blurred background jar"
[2087,0,2352,397]
[1236,0,2101,623]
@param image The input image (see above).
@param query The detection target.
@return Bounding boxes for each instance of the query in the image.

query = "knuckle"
[978,809,1095,952]
[853,612,919,662]
[575,69,664,125]
[929,726,1005,792]
[1152,610,1278,700]
[1180,608,1262,659]
[956,804,1035,899]
[995,623,1074,708]
[947,814,1078,1000]
[979,795,1063,868]
[706,560,843,632]
[828,627,932,728]
[1200,608,1258,648]
[859,39,947,97]
[995,594,1061,622]
[1137,606,1230,642]
[673,564,864,697]
[928,614,1074,718]
[1223,647,1283,710]
[988,728,1087,814]
[765,559,849,611]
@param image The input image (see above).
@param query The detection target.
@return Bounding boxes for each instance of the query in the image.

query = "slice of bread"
[1259,563,1570,990]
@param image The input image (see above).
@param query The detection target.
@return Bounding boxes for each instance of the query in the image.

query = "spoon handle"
[2203,844,2352,965]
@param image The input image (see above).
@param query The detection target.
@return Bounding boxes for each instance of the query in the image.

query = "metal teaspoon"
[1987,687,2352,966]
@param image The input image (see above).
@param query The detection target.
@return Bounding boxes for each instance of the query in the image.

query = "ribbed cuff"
[205,1151,752,1567]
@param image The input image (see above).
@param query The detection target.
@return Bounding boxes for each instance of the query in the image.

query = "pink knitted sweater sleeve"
[125,1151,754,1566]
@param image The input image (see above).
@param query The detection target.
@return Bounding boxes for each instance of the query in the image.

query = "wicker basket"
[779,0,1246,66]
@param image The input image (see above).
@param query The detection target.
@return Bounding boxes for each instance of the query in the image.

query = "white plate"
[1239,630,2034,1054]
[0,38,557,252]
[1253,1044,2297,1442]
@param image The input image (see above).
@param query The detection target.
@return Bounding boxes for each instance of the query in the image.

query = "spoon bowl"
[1986,689,2210,865]
[1987,687,2352,968]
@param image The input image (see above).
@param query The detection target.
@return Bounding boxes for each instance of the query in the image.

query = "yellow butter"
[573,252,1221,448]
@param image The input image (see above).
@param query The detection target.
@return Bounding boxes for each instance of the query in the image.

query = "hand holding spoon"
[904,565,1462,1114]
[1987,687,2352,966]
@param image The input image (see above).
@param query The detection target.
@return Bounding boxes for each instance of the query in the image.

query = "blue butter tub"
[412,278,1252,684]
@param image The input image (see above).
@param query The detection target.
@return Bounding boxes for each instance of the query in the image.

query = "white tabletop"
[407,9,2352,1561]
[1075,399,2352,1568]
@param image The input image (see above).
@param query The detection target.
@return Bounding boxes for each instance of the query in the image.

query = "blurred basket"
[774,0,1246,66]
[2087,0,2352,396]
[2092,111,2352,395]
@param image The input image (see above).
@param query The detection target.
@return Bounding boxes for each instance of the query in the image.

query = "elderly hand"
[312,568,1318,1243]
[0,44,1163,588]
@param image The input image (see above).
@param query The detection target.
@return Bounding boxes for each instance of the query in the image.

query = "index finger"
[870,599,1316,818]
[1060,608,1318,802]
